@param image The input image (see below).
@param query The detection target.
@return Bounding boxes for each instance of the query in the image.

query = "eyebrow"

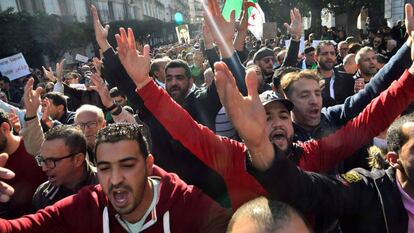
[97,156,138,166]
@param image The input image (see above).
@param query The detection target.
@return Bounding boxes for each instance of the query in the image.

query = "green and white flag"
[222,0,265,40]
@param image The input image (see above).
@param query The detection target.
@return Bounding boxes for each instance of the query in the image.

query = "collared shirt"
[397,180,414,232]
[329,72,336,100]
[154,78,166,89]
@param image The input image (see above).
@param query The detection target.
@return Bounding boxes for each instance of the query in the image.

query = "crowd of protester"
[1,0,414,232]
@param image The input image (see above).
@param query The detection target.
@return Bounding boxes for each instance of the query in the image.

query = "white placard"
[0,53,31,81]
[69,83,86,90]
[75,54,89,63]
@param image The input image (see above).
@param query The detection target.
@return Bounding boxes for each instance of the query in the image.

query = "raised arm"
[89,73,136,124]
[215,62,275,171]
[20,78,44,156]
[324,22,413,125]
[204,0,247,95]
[300,33,414,173]
[91,5,144,113]
[281,8,302,67]
[233,0,248,53]
[115,27,247,174]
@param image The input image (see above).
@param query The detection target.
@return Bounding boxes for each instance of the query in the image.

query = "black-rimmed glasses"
[75,121,98,130]
[35,152,81,169]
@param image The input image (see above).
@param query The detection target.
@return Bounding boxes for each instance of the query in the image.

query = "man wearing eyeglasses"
[0,123,230,232]
[32,125,98,211]
[336,41,349,65]
[74,104,106,165]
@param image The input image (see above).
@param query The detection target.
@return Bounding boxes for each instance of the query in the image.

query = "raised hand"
[8,109,21,134]
[42,66,56,82]
[91,5,111,52]
[41,98,53,129]
[115,27,151,89]
[204,0,236,57]
[92,57,103,76]
[283,8,302,40]
[214,62,274,170]
[55,59,65,82]
[234,0,249,51]
[89,73,113,108]
[23,78,42,118]
[235,0,248,33]
[0,153,15,203]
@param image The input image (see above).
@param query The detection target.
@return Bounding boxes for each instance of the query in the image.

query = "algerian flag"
[222,0,265,40]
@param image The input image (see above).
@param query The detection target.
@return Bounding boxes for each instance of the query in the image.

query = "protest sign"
[0,53,30,81]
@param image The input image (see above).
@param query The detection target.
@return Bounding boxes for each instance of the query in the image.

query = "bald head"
[342,53,357,75]
[227,197,312,233]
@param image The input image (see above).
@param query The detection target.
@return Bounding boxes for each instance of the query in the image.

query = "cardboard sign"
[262,22,277,40]
[0,53,31,81]
[75,54,89,63]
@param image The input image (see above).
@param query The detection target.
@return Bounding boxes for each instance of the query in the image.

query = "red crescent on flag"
[246,2,258,27]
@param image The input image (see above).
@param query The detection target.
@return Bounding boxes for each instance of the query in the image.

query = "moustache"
[109,183,132,193]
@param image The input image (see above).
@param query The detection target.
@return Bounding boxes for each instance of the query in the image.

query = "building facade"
[0,0,190,24]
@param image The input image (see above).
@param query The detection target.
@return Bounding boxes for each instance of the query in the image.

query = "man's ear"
[0,122,10,134]
[387,151,400,168]
[74,153,86,167]
[58,104,64,112]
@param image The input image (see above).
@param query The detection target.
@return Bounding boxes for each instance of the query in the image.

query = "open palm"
[115,27,151,89]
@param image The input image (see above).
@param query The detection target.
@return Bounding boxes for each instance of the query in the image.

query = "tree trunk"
[344,6,361,39]
[310,6,322,37]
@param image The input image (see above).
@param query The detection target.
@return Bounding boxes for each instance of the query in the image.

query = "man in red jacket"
[114,25,414,211]
[0,110,46,219]
[0,123,229,232]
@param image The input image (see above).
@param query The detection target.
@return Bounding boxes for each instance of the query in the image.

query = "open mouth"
[271,131,286,143]
[112,189,129,208]
[309,108,320,116]
[48,175,56,183]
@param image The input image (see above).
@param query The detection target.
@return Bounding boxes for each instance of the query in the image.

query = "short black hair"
[44,92,67,111]
[387,113,414,153]
[44,125,87,155]
[109,87,126,98]
[95,123,151,158]
[0,110,11,127]
[316,41,336,56]
[165,59,191,79]
[0,76,10,83]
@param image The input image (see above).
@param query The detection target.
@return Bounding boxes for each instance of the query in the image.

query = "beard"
[167,86,189,104]
[319,60,334,71]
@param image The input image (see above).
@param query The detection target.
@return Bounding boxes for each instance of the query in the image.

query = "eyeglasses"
[35,152,81,169]
[75,121,98,130]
